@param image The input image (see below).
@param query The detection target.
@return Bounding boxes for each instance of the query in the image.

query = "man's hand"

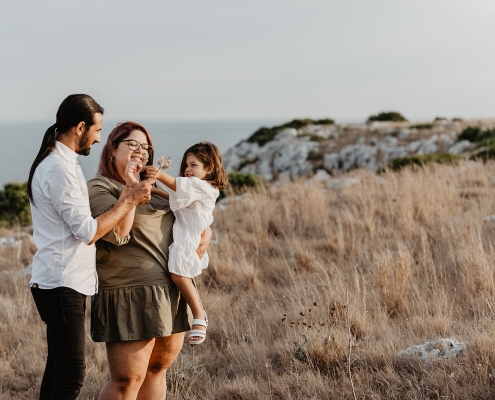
[127,178,154,206]
[196,227,212,259]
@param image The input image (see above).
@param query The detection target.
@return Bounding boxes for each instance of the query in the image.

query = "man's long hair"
[27,94,104,205]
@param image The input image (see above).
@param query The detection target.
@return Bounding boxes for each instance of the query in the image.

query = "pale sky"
[2,0,495,122]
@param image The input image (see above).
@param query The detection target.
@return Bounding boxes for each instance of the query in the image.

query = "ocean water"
[0,119,284,188]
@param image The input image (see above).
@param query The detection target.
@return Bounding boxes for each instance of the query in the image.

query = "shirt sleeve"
[46,164,97,245]
[87,177,131,246]
[168,177,209,211]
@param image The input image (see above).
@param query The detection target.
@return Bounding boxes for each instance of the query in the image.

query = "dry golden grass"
[4,162,495,398]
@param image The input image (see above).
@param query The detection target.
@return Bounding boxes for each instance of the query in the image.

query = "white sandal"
[189,313,208,346]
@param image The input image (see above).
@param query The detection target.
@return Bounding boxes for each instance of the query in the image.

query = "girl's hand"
[144,165,159,180]
[124,160,143,187]
[196,227,212,259]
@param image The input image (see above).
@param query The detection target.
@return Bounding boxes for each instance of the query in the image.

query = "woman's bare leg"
[98,339,155,400]
[137,333,185,400]
[170,274,206,342]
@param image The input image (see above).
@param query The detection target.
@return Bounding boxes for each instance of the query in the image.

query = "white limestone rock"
[275,128,298,140]
[237,141,257,157]
[340,144,378,170]
[406,139,438,155]
[378,127,396,135]
[328,177,361,190]
[253,157,273,182]
[271,140,318,178]
[398,129,409,139]
[398,338,467,363]
[0,233,33,249]
[223,141,261,172]
[377,137,407,163]
[233,134,319,181]
[438,134,454,146]
[223,151,242,172]
[448,140,471,154]
[323,153,340,171]
[300,125,333,139]
[314,169,331,182]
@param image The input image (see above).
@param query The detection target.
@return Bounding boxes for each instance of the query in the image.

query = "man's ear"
[75,121,86,137]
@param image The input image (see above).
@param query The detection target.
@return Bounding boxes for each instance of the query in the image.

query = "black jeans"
[31,286,87,400]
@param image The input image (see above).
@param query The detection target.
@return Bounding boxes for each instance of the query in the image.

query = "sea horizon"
[0,118,293,188]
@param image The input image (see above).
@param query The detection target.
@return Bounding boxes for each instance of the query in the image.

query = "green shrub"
[237,158,259,171]
[452,117,463,122]
[307,150,323,161]
[367,112,408,123]
[458,126,483,142]
[219,171,266,199]
[314,118,335,125]
[458,126,495,143]
[247,118,334,146]
[434,117,447,121]
[388,153,463,171]
[411,123,434,130]
[0,182,31,227]
[470,143,495,161]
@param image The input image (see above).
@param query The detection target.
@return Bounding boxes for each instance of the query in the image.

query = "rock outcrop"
[398,338,467,362]
[224,119,495,182]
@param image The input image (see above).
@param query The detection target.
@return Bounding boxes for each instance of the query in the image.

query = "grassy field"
[3,162,495,399]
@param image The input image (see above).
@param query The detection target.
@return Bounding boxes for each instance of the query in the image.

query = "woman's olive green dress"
[88,176,191,342]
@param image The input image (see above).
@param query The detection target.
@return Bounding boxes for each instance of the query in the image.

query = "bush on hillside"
[219,171,266,199]
[458,126,495,143]
[470,144,495,161]
[247,118,335,146]
[411,123,434,130]
[367,112,408,123]
[0,182,31,227]
[389,153,463,171]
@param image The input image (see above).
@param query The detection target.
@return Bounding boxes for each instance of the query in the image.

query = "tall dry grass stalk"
[3,162,495,398]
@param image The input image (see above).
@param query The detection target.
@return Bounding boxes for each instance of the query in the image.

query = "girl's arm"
[145,166,177,191]
[151,187,169,200]
[196,227,212,259]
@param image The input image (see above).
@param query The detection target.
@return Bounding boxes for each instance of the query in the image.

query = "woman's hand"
[124,160,143,187]
[196,227,212,259]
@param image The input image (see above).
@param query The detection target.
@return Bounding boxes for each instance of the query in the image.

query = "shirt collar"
[55,141,79,165]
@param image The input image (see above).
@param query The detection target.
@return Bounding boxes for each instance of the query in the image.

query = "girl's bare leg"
[170,274,206,342]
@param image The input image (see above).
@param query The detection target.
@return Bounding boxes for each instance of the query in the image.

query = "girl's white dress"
[168,177,219,278]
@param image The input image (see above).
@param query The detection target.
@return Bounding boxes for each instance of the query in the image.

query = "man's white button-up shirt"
[29,141,99,295]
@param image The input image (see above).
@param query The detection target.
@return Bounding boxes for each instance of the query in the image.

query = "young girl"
[145,142,228,345]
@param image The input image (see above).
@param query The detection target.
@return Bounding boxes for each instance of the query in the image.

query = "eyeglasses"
[120,139,152,154]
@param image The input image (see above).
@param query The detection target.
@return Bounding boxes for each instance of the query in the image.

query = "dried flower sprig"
[157,156,172,170]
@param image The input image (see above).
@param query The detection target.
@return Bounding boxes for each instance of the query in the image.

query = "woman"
[88,121,210,399]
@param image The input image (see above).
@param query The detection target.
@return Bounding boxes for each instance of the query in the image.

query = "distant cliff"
[223,117,495,182]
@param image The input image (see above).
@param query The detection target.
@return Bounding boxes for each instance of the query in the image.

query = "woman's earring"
[111,155,115,163]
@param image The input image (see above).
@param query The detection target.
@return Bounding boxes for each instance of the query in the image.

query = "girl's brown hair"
[179,142,228,190]
[97,121,154,185]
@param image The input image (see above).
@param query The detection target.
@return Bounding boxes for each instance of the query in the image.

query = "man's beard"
[77,130,92,156]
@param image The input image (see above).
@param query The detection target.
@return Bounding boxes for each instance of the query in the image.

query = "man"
[27,94,154,400]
